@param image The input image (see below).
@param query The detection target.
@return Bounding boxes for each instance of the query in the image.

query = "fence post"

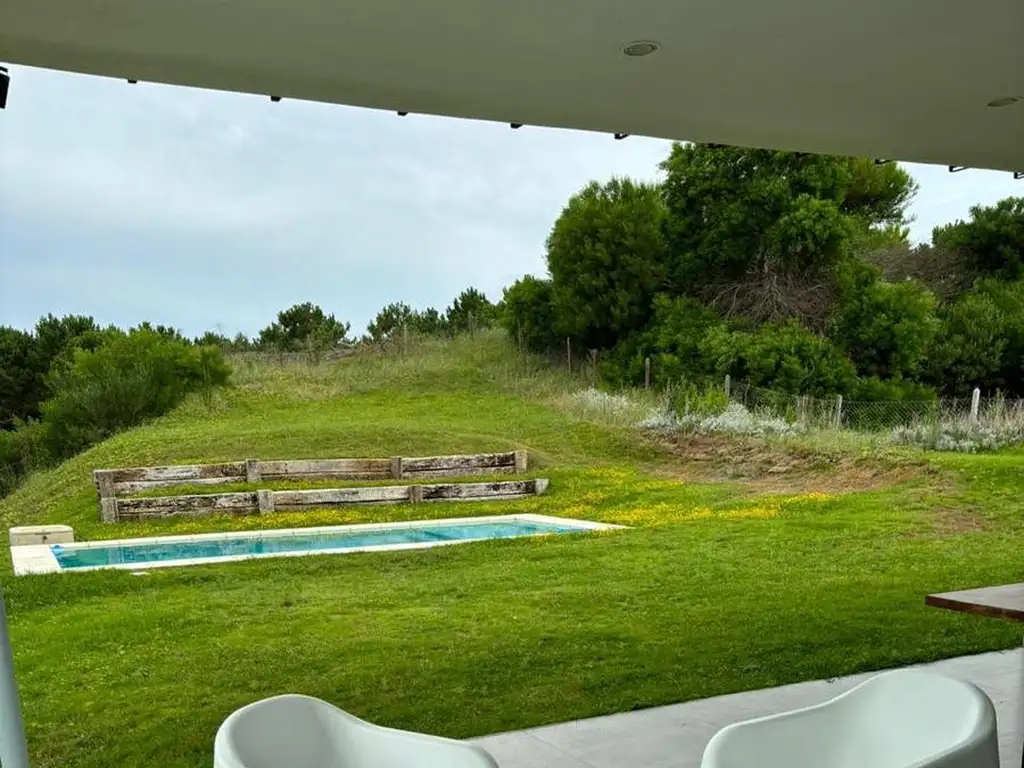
[566,337,572,372]
[403,324,409,355]
[245,458,262,484]
[644,357,651,390]
[724,375,731,398]
[834,394,844,429]
[390,456,404,481]
[970,387,981,423]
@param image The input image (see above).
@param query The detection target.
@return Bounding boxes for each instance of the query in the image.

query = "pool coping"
[10,514,623,575]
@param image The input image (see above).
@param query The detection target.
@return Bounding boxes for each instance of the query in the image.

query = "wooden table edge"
[926,592,1024,623]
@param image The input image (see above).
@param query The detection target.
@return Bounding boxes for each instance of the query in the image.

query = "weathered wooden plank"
[419,479,540,502]
[113,476,243,495]
[105,462,247,484]
[117,492,258,516]
[115,505,259,521]
[103,477,549,521]
[272,486,410,509]
[402,453,516,474]
[260,459,392,480]
[404,465,517,480]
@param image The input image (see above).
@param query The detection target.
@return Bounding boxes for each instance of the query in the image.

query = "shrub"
[445,288,498,334]
[0,420,51,498]
[830,260,939,378]
[846,377,939,431]
[365,304,447,342]
[640,402,800,437]
[501,276,561,352]
[601,296,722,388]
[892,421,1024,453]
[258,302,350,359]
[925,279,1024,395]
[41,330,230,459]
[851,377,938,403]
[699,321,857,396]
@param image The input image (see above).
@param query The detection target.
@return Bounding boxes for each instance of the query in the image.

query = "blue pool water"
[51,519,581,570]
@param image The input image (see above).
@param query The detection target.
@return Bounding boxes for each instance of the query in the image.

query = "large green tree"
[0,328,36,430]
[546,178,668,349]
[0,315,104,429]
[932,197,1024,281]
[660,144,916,325]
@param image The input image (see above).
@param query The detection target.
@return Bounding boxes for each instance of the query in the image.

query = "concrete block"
[9,524,75,546]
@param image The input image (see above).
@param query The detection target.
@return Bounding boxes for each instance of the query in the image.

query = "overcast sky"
[2,65,1022,339]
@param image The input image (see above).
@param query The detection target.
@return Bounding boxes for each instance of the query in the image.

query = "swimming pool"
[11,514,619,574]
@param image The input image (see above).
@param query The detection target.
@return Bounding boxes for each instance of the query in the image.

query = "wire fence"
[727,379,1024,434]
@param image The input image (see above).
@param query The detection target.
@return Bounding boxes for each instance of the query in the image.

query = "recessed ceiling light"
[623,41,659,57]
[987,96,1020,108]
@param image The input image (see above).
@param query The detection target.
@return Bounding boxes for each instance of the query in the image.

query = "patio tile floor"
[474,649,1022,768]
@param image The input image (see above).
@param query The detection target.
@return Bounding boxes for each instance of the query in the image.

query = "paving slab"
[474,649,1022,768]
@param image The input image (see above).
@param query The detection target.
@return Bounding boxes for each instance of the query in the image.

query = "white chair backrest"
[702,670,998,768]
[216,694,498,768]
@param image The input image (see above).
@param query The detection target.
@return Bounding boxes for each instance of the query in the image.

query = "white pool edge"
[11,514,624,575]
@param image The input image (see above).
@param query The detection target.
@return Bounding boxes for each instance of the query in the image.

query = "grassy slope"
[2,333,1022,768]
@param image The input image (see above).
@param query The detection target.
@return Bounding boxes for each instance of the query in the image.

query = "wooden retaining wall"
[94,450,527,500]
[109,479,550,522]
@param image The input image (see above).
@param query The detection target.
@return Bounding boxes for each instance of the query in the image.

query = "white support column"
[0,591,29,768]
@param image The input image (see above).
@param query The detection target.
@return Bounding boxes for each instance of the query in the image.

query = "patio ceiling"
[1,0,1022,171]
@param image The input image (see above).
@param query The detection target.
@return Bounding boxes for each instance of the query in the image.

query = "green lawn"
[1,333,1022,768]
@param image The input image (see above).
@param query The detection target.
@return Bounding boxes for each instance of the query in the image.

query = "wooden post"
[245,458,261,484]
[724,375,731,398]
[100,498,119,523]
[409,485,423,504]
[644,357,651,390]
[566,337,572,372]
[970,388,981,423]
[514,450,528,474]
[402,324,409,355]
[390,456,404,480]
[257,490,275,514]
[95,470,119,523]
[834,394,844,429]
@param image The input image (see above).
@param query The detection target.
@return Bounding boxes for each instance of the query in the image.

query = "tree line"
[501,143,1024,401]
[0,287,501,497]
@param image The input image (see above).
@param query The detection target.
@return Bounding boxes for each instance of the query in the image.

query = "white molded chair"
[214,694,499,768]
[701,669,999,768]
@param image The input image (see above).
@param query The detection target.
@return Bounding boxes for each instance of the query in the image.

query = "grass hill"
[1,332,1022,768]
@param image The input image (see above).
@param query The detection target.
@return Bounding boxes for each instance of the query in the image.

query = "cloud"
[1,65,1021,337]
